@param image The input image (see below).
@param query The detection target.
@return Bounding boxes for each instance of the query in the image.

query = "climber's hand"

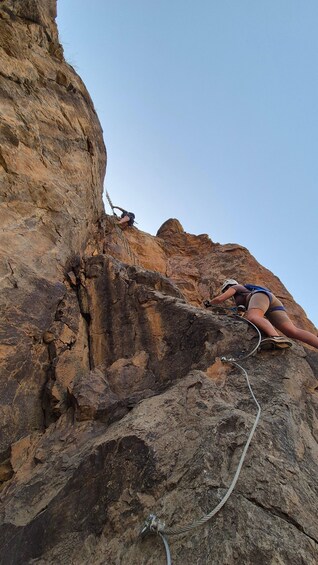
[203,300,212,308]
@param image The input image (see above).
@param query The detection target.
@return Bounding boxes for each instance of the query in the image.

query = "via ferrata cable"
[140,315,262,563]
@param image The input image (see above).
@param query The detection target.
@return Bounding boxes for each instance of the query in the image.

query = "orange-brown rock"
[103,217,316,332]
[0,0,106,454]
[0,2,317,564]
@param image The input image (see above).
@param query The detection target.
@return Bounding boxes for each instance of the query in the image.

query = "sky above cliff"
[58,1,318,327]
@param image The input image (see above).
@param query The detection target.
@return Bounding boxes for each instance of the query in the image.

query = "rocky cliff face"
[0,2,317,564]
[0,0,106,464]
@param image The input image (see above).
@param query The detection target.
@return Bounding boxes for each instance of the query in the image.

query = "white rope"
[140,316,262,562]
[226,314,262,361]
[152,359,261,537]
[158,533,172,565]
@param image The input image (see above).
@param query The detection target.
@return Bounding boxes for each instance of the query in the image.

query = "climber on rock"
[112,206,135,229]
[206,279,318,350]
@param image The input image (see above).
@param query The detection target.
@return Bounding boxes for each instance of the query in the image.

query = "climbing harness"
[140,313,262,564]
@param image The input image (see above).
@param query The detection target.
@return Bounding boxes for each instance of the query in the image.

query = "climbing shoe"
[259,336,293,350]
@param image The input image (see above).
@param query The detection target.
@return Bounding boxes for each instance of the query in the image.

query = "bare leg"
[118,215,130,225]
[272,320,318,349]
[245,308,280,336]
[117,216,130,230]
[267,308,318,349]
[244,293,279,336]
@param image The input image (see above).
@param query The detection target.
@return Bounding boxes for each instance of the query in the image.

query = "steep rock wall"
[0,254,317,564]
[0,3,317,564]
[103,217,316,332]
[0,0,106,460]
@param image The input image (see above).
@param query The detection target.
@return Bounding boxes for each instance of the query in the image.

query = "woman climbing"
[208,279,318,349]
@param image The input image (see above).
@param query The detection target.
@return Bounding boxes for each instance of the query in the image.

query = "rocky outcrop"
[103,217,316,332]
[1,246,317,564]
[0,0,106,459]
[0,2,317,564]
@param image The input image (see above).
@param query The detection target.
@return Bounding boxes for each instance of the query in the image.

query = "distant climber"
[105,190,136,228]
[112,206,135,229]
[206,279,318,350]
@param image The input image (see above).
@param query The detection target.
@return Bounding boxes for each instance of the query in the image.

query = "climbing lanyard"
[105,190,138,225]
[105,190,118,217]
[140,315,262,564]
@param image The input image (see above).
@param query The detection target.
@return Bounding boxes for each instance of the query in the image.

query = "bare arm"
[210,286,236,304]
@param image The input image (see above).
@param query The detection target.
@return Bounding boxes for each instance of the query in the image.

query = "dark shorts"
[248,292,289,324]
[126,212,135,226]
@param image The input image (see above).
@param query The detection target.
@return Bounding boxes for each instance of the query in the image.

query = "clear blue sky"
[57,1,318,327]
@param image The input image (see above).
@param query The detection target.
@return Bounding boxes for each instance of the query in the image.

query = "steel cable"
[140,315,262,563]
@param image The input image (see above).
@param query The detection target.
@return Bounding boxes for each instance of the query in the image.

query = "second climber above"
[113,206,135,229]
